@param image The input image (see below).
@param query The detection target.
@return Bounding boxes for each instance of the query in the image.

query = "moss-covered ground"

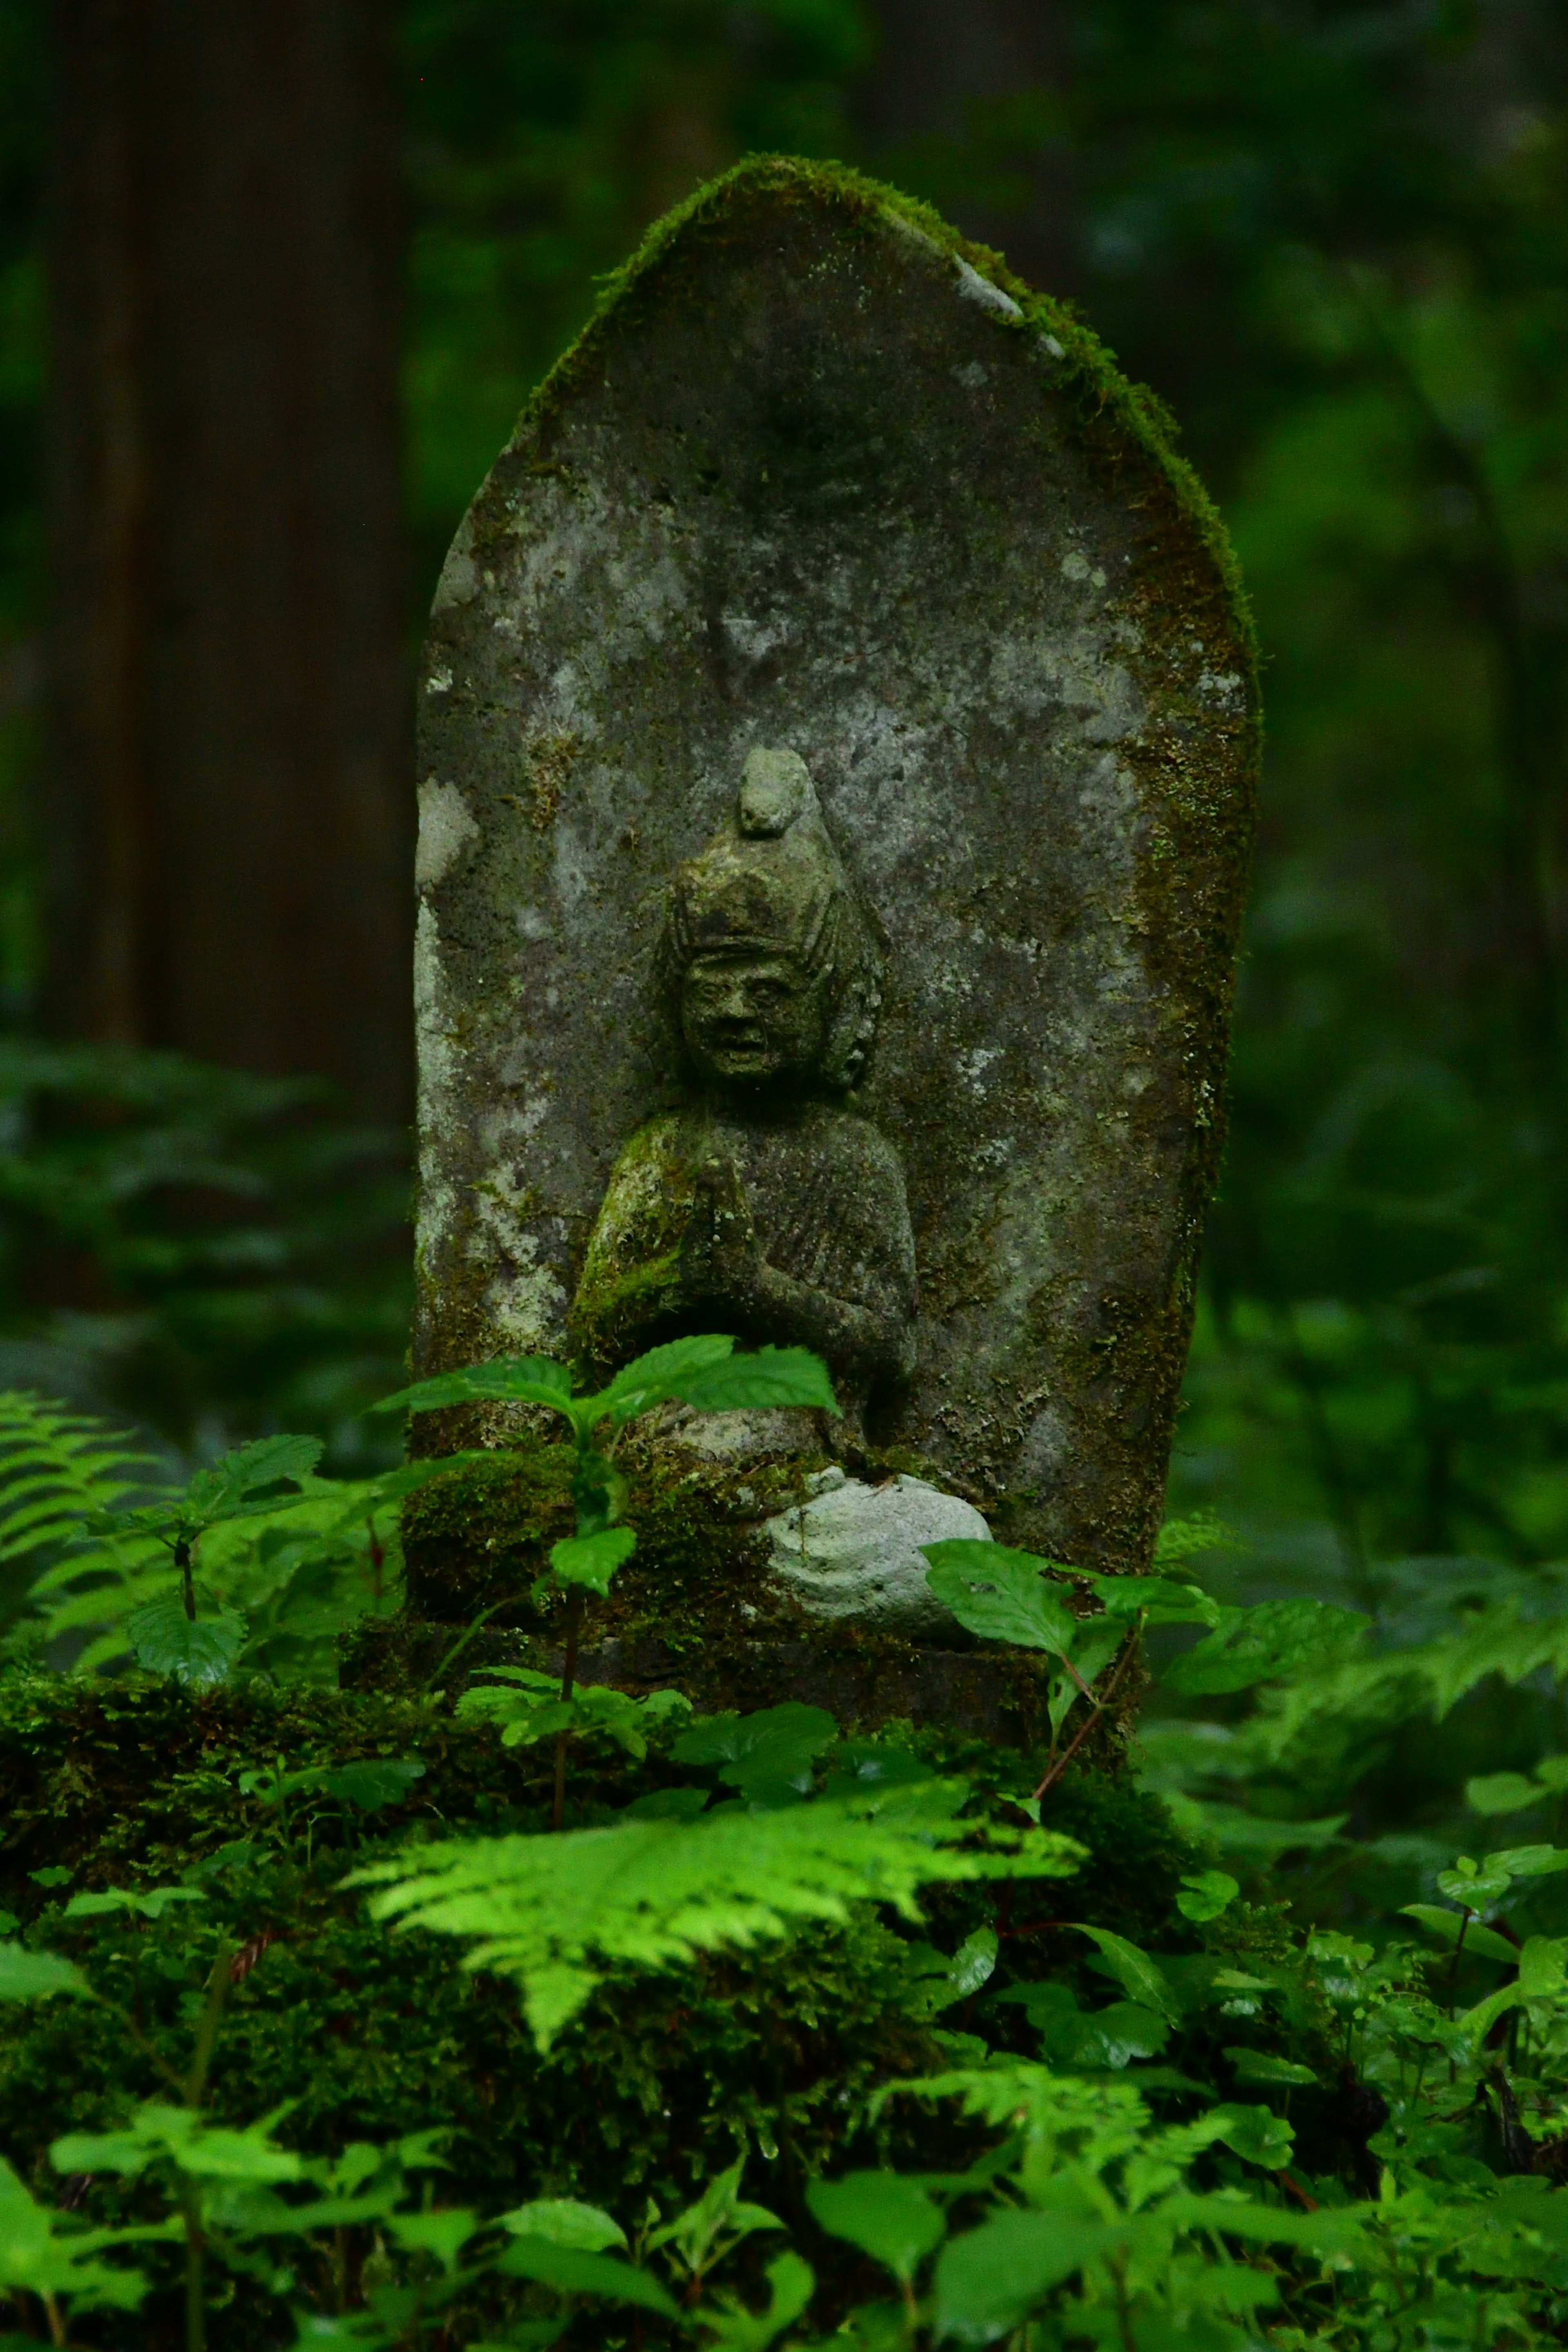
[0,1669,1199,2344]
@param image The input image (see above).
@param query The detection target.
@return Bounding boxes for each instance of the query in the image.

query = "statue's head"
[659,748,884,1093]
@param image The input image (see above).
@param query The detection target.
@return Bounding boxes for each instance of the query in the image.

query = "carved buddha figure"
[570,747,917,1435]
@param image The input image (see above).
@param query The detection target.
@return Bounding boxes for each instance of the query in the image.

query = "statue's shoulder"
[810,1102,908,1186]
[606,1108,690,1178]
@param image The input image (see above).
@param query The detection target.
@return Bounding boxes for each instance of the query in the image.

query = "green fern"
[352,1780,1084,2050]
[0,1393,175,1663]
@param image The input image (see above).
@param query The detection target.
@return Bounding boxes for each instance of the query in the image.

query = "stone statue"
[570,747,917,1444]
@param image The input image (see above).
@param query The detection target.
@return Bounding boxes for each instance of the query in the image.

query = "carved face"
[681,948,828,1086]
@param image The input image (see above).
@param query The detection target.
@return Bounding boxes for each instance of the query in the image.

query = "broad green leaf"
[1490,1845,1568,1880]
[1517,1934,1568,1998]
[1536,1757,1568,1794]
[184,1434,323,1525]
[693,2250,814,2352]
[1467,1772,1541,1816]
[549,1525,636,1595]
[125,1595,247,1688]
[645,2157,785,2276]
[935,2208,1102,2342]
[673,1702,837,1807]
[371,1357,574,1417]
[587,1334,735,1424]
[323,1760,426,1813]
[387,2209,479,2273]
[1153,1510,1235,1565]
[1225,2048,1319,2087]
[1163,1596,1370,1696]
[1068,1925,1182,2022]
[1438,1855,1515,1905]
[807,2172,944,2285]
[1207,2103,1295,2167]
[1400,1905,1520,1965]
[65,1887,205,1922]
[0,1944,90,2002]
[498,2239,679,2315]
[53,2107,302,2183]
[1176,1870,1239,1924]
[1081,1572,1218,1625]
[497,2199,626,2252]
[1161,1792,1348,1859]
[922,1542,1079,1654]
[671,1345,838,1418]
[1069,2001,1170,2069]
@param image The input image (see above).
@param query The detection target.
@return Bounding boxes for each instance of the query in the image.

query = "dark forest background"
[0,0,1564,1606]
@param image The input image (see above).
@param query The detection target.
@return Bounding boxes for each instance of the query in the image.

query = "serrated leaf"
[587,1334,735,1425]
[184,1434,323,1524]
[1068,1925,1182,2022]
[125,1595,247,1688]
[0,1944,90,2002]
[1163,1597,1370,1696]
[498,2240,679,2314]
[672,1345,838,1417]
[1207,2102,1295,2167]
[1225,2047,1319,2087]
[497,2199,626,2252]
[1400,1904,1519,1965]
[922,1541,1079,1653]
[323,1760,425,1812]
[371,1357,574,1417]
[354,1787,1081,2049]
[549,1525,636,1595]
[1490,1844,1568,1879]
[65,1887,205,1922]
[807,2172,944,2285]
[673,1702,837,1807]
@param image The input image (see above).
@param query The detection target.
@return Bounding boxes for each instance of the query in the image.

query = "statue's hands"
[683,1154,764,1306]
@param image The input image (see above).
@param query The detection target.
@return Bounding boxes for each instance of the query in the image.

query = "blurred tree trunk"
[42,0,412,1125]
[855,0,1078,301]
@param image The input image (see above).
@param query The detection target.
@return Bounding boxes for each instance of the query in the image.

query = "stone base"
[344,1620,1051,1745]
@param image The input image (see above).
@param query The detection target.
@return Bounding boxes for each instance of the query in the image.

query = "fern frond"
[352,1784,1083,2050]
[0,1391,164,1547]
[0,1391,175,1664]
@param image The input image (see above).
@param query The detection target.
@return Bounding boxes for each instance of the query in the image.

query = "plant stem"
[1033,1634,1137,1803]
[186,1941,236,2109]
[421,1598,507,1695]
[551,1588,585,1833]
[181,2182,206,2352]
[177,1535,195,1622]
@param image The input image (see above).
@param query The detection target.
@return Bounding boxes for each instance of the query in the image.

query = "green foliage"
[0,1389,466,1681]
[353,1773,1081,2050]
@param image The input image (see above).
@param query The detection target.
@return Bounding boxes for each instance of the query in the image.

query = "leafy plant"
[0,1390,474,1683]
[352,1768,1081,2050]
[377,1334,836,1824]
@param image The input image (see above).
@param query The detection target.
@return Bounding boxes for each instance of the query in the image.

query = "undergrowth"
[5,1379,1568,2348]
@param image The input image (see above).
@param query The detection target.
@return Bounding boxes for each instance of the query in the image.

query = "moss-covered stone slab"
[414,156,1258,1590]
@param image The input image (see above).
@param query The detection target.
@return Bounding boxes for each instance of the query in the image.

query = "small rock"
[765,1475,991,1638]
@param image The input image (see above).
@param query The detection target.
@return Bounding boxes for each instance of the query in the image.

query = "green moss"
[0,1675,1203,2350]
[508,154,1255,678]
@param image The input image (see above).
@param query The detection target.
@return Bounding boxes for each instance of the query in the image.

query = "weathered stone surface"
[765,1468,991,1636]
[412,158,1258,1591]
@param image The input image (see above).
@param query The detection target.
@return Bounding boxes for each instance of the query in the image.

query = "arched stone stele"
[411,158,1258,1602]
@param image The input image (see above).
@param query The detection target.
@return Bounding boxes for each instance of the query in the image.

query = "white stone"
[765,1470,992,1637]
